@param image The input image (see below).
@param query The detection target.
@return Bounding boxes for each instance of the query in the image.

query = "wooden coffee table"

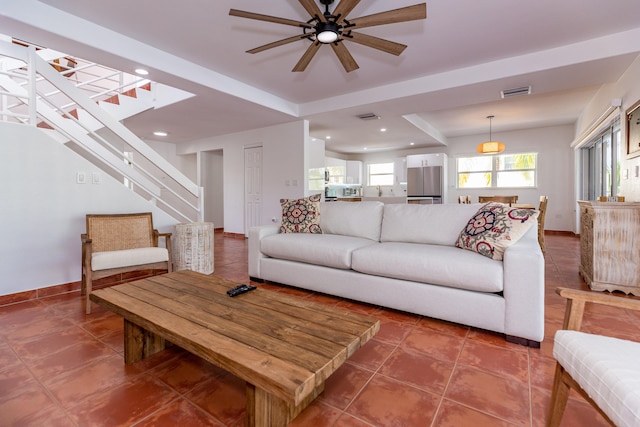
[89,270,379,427]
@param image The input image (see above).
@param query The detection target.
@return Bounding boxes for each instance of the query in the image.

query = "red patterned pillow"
[280,194,323,234]
[456,202,538,260]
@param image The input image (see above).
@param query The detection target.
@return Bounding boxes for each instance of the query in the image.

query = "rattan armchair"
[81,213,172,314]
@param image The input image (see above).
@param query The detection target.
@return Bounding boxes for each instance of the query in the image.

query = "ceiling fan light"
[317,30,339,43]
[316,21,340,43]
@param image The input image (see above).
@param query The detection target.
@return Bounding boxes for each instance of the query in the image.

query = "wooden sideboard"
[578,201,640,295]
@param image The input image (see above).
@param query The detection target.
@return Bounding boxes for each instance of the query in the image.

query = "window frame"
[456,152,538,189]
[367,162,395,186]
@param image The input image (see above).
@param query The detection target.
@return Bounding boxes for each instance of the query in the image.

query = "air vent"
[356,113,380,120]
[501,86,531,98]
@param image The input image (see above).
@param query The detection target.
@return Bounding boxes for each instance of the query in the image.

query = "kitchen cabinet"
[345,160,362,184]
[406,153,445,167]
[578,201,640,295]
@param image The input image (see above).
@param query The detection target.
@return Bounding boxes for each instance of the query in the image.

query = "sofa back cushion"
[381,203,484,246]
[320,201,384,241]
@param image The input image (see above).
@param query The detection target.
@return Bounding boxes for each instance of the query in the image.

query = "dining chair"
[457,195,471,204]
[478,195,518,206]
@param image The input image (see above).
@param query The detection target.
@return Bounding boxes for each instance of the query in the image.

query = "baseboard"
[545,230,578,237]
[0,269,165,307]
[223,231,247,239]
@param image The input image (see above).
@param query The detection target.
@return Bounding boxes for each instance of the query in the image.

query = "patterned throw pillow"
[280,194,323,234]
[456,202,539,260]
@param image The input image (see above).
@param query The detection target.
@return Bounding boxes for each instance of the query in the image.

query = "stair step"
[102,94,119,105]
[121,88,137,98]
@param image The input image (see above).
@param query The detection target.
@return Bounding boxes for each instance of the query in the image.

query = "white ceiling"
[1,0,639,153]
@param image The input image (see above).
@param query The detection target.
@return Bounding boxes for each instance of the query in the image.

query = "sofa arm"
[502,224,545,343]
[248,225,280,279]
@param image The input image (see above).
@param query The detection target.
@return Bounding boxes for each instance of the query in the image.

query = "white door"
[244,146,262,237]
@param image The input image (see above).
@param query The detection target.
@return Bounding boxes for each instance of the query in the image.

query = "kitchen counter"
[361,197,407,204]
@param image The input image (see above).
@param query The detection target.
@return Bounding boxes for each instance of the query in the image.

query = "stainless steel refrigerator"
[407,166,443,204]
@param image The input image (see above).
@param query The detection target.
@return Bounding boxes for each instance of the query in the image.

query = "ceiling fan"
[229,0,427,73]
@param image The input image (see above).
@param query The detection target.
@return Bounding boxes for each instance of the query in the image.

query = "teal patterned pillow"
[456,202,538,260]
[280,194,323,234]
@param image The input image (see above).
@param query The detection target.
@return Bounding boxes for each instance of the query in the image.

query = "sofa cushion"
[320,201,384,241]
[381,203,484,246]
[352,242,503,293]
[280,194,322,234]
[261,233,378,270]
[92,247,168,271]
[456,202,539,261]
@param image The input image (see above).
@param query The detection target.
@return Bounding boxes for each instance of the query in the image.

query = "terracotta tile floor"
[0,233,634,426]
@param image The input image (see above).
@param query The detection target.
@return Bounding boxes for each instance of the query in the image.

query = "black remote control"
[227,284,257,297]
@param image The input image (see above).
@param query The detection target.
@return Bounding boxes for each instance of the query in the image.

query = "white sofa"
[249,201,545,346]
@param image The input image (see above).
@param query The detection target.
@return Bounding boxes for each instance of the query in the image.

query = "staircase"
[0,37,203,223]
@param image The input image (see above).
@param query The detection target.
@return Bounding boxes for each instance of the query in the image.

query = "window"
[325,165,345,184]
[579,122,621,200]
[457,153,537,188]
[368,162,394,186]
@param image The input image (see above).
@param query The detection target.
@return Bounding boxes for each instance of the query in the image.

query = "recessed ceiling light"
[363,147,368,150]
[410,142,415,146]
[380,128,387,132]
[135,68,149,75]
[153,131,168,137]
[326,136,331,140]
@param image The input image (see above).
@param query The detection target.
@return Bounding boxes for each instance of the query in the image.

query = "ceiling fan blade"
[229,9,313,28]
[348,3,426,29]
[247,34,313,54]
[346,32,407,56]
[292,41,321,72]
[298,0,327,22]
[331,42,359,72]
[332,0,362,22]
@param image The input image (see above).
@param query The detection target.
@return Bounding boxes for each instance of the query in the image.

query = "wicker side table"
[173,222,214,274]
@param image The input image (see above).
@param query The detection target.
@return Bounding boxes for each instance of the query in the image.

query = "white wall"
[0,123,179,296]
[445,125,576,232]
[146,139,197,182]
[178,120,308,234]
[347,125,576,232]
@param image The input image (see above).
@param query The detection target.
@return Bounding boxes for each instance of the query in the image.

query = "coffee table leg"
[245,382,324,427]
[124,319,165,364]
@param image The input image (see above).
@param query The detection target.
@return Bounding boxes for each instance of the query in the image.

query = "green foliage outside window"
[457,153,537,188]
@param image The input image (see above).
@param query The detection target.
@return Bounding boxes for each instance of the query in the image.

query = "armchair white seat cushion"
[553,330,640,427]
[92,247,169,271]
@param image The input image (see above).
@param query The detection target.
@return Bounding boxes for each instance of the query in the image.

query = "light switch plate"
[92,172,101,184]
[76,171,86,184]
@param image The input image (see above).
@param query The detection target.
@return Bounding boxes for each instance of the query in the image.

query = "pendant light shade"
[477,115,505,154]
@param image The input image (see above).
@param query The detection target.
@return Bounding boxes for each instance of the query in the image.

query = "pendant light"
[477,115,505,154]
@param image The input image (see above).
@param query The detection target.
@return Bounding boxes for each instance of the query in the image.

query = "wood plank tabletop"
[90,270,380,406]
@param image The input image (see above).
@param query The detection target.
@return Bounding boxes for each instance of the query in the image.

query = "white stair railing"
[0,38,204,223]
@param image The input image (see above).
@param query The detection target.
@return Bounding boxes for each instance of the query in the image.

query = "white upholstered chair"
[548,287,640,427]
